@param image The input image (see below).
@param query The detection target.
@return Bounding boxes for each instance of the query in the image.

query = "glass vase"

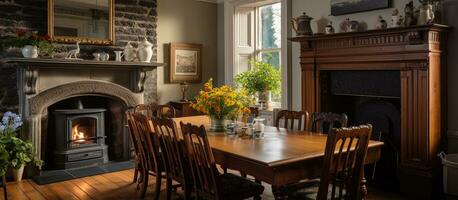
[210,115,225,132]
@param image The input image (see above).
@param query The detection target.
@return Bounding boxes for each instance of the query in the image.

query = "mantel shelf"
[0,58,165,69]
[289,24,451,42]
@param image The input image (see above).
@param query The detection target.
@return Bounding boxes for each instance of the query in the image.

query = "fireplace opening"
[43,96,131,170]
[320,70,401,191]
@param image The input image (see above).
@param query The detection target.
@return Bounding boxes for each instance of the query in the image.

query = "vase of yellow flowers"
[192,79,254,132]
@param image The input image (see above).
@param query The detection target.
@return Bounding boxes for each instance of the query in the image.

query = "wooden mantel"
[291,24,451,199]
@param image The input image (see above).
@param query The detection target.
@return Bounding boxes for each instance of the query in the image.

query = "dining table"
[173,115,384,199]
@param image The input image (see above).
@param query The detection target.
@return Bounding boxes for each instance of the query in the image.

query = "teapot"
[291,12,313,36]
[123,41,137,62]
[137,38,153,63]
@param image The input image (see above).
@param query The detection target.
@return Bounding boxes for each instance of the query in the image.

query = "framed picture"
[169,43,202,83]
[331,0,390,16]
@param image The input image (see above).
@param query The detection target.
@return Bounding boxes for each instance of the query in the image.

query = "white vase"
[137,38,153,62]
[12,165,24,182]
[21,45,38,58]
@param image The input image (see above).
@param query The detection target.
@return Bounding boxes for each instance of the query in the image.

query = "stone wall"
[0,0,158,112]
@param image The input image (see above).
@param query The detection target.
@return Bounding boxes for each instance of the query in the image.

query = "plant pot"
[257,91,272,110]
[12,165,24,182]
[209,116,225,132]
[21,45,38,58]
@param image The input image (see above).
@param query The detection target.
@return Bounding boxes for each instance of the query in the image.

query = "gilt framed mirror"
[48,0,115,45]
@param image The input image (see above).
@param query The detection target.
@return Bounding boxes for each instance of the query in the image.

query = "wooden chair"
[180,122,265,200]
[130,103,175,186]
[135,103,176,118]
[289,124,373,200]
[275,110,310,131]
[127,112,164,200]
[310,112,348,134]
[150,116,192,200]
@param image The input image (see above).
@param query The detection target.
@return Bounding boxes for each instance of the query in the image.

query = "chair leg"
[153,173,162,200]
[165,178,173,200]
[183,183,192,200]
[241,172,247,178]
[2,176,7,200]
[133,163,139,183]
[140,168,149,198]
[222,166,227,174]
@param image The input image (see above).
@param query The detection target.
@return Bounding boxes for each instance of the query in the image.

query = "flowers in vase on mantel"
[0,29,55,58]
[0,112,43,181]
[192,79,254,131]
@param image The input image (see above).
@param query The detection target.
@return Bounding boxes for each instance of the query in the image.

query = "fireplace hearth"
[53,107,108,169]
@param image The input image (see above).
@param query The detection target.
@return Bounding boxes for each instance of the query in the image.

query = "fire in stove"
[72,124,87,143]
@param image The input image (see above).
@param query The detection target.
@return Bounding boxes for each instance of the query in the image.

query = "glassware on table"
[253,118,265,139]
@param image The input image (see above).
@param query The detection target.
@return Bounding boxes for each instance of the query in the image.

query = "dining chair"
[289,124,373,200]
[127,112,164,200]
[275,110,310,131]
[126,112,148,192]
[150,116,193,200]
[135,103,176,118]
[310,112,348,134]
[180,122,265,200]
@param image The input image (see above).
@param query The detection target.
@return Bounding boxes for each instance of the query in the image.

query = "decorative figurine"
[137,37,154,62]
[93,52,101,61]
[291,12,314,36]
[391,9,404,28]
[180,82,189,102]
[404,1,418,26]
[65,41,80,59]
[417,0,435,25]
[325,21,335,34]
[340,18,351,33]
[100,52,110,61]
[375,16,388,29]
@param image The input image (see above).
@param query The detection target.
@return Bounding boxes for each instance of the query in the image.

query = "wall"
[0,0,158,110]
[156,0,217,104]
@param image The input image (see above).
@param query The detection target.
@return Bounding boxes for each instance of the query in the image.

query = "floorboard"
[1,169,409,200]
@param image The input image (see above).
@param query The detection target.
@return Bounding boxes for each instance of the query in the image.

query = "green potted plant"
[234,60,281,110]
[0,112,43,181]
[0,29,55,58]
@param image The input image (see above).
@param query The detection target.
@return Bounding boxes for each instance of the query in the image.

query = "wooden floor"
[1,169,407,200]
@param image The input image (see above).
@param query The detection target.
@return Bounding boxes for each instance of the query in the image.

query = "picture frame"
[331,0,391,16]
[169,43,202,83]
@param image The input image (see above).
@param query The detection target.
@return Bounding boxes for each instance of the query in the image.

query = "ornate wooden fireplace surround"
[291,24,450,198]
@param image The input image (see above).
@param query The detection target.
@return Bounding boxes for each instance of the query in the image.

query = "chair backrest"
[180,122,221,200]
[317,124,372,200]
[275,110,310,131]
[128,112,161,173]
[310,112,348,134]
[134,103,176,118]
[150,116,187,182]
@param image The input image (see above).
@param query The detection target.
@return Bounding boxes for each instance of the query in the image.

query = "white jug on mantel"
[137,38,153,63]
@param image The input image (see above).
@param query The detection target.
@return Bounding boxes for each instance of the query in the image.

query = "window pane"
[261,51,280,68]
[260,3,281,49]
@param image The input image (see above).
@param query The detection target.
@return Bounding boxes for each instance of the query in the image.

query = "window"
[234,2,282,105]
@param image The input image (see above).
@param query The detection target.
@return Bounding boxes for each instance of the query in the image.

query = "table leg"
[2,175,7,200]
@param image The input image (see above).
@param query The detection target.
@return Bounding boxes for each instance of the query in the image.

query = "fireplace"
[321,70,401,190]
[291,24,450,198]
[53,105,108,169]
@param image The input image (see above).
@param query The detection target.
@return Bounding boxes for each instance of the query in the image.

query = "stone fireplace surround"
[1,58,163,166]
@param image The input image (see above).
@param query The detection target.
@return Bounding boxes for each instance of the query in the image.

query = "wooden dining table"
[173,115,384,199]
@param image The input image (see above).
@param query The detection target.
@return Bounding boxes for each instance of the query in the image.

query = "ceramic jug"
[123,41,137,62]
[137,38,153,63]
[291,12,313,36]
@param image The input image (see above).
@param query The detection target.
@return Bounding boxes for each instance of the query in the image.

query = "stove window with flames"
[70,117,97,147]
[53,109,108,169]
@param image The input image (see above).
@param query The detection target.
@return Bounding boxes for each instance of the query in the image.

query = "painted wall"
[156,0,218,104]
